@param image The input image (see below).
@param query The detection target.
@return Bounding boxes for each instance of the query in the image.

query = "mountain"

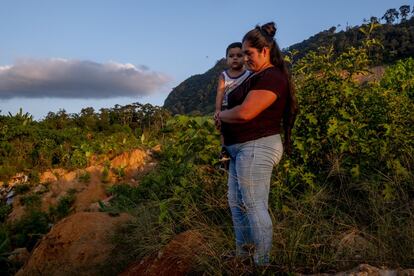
[163,59,226,115]
[286,17,414,64]
[163,17,414,115]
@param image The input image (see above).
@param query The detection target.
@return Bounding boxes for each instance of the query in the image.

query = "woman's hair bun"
[261,22,277,38]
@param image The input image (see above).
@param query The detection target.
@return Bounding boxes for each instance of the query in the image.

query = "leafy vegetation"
[77,170,91,183]
[10,210,50,250]
[0,103,170,180]
[0,102,170,275]
[287,13,414,65]
[48,188,77,221]
[0,203,11,222]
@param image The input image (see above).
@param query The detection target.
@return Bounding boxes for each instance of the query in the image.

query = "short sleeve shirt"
[221,66,288,145]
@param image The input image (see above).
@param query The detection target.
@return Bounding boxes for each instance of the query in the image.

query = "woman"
[215,22,298,265]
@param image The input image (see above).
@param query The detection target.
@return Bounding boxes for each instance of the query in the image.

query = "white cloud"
[0,58,171,98]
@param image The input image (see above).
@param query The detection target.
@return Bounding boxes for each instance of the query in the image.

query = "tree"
[382,8,399,24]
[370,16,379,24]
[399,5,411,22]
[328,26,336,33]
[78,107,97,130]
[7,108,33,126]
[44,109,70,129]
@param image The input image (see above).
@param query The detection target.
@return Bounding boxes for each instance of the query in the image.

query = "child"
[215,42,251,169]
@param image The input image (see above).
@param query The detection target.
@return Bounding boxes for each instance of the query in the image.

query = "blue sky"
[0,0,411,119]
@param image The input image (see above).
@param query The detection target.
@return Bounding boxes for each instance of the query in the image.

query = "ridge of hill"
[287,17,414,64]
[163,59,226,115]
[163,17,414,115]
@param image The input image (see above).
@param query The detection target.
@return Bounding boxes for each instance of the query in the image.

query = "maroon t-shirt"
[221,66,288,145]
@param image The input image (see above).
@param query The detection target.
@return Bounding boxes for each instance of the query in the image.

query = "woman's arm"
[219,90,277,123]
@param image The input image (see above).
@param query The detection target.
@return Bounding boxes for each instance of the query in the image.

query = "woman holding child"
[214,22,298,265]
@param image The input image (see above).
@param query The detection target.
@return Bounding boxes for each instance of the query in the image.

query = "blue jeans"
[225,134,283,265]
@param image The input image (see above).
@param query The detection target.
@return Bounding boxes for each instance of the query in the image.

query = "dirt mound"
[110,149,147,176]
[353,66,385,84]
[334,229,375,267]
[39,168,68,183]
[300,264,413,275]
[73,166,107,211]
[7,148,150,222]
[120,230,205,276]
[16,212,131,276]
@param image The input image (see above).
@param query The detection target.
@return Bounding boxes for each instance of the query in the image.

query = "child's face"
[226,47,244,70]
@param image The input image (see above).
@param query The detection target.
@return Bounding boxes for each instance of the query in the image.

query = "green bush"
[14,184,30,195]
[101,164,111,183]
[19,193,41,208]
[78,170,91,183]
[0,203,12,223]
[10,210,50,250]
[0,225,11,276]
[70,149,88,168]
[48,189,77,221]
[112,166,126,180]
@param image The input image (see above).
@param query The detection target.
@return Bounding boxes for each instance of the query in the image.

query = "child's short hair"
[226,42,242,56]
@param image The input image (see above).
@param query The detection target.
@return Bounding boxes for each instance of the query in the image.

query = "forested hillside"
[287,13,414,64]
[164,5,414,115]
[163,59,226,115]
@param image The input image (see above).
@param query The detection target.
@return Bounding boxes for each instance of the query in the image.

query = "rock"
[88,195,114,212]
[8,248,30,266]
[335,229,375,268]
[111,149,147,171]
[399,269,414,276]
[151,144,162,153]
[33,184,48,194]
[16,212,131,276]
[340,264,398,276]
[299,264,402,276]
[6,190,15,205]
[40,169,67,183]
[120,230,206,276]
[9,173,29,186]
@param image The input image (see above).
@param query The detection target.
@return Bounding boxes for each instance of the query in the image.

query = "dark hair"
[226,42,242,56]
[243,22,299,155]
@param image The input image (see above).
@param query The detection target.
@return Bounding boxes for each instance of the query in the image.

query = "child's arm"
[215,73,225,113]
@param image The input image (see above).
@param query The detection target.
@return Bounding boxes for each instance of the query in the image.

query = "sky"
[0,0,411,120]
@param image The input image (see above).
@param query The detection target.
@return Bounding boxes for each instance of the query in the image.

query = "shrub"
[0,203,11,223]
[10,210,50,250]
[14,184,30,195]
[48,189,77,221]
[19,193,41,208]
[101,164,111,183]
[78,170,91,183]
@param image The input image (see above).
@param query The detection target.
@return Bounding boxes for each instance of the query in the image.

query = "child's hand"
[214,111,221,130]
